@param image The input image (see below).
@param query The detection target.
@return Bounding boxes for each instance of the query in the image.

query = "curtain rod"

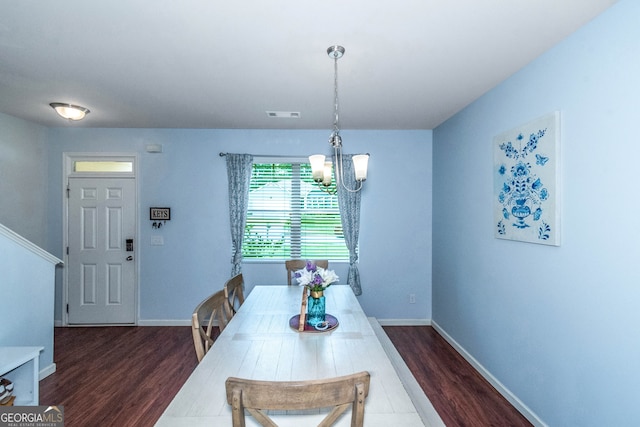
[219,152,310,158]
[219,152,368,157]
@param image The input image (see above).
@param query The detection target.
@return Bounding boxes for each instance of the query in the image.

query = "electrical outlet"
[409,294,416,304]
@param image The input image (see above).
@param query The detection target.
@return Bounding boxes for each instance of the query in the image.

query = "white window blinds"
[242,161,348,261]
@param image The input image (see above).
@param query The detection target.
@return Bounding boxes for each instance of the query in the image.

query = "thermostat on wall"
[146,144,163,153]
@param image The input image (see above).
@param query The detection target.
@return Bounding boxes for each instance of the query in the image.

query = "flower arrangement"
[295,261,339,292]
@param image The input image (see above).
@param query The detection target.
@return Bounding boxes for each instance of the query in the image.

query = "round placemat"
[289,314,339,333]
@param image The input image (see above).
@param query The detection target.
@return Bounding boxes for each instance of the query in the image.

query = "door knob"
[126,255,133,261]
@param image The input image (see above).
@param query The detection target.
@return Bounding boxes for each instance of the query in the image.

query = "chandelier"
[309,45,369,194]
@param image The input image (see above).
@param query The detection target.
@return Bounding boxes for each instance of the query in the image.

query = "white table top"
[155,285,427,427]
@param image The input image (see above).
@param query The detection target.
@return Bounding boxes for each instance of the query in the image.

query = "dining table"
[155,285,443,426]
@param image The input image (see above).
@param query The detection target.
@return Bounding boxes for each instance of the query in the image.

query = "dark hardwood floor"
[40,327,198,427]
[383,326,532,427]
[40,326,531,427]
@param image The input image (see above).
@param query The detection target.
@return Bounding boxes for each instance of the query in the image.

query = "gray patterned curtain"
[225,153,253,276]
[336,154,363,295]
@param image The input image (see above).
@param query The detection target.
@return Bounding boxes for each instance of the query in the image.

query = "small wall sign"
[150,207,171,221]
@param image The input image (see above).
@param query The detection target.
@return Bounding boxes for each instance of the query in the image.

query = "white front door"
[67,177,136,324]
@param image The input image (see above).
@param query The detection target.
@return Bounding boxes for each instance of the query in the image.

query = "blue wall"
[45,128,432,323]
[0,114,48,247]
[433,1,640,425]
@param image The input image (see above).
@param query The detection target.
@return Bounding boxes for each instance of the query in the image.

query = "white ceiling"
[0,1,617,130]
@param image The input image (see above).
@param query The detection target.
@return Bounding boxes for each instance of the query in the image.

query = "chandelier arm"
[340,180,363,193]
[314,179,337,195]
[335,145,363,193]
[339,173,364,193]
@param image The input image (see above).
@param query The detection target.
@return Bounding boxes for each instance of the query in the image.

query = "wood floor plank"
[40,325,531,426]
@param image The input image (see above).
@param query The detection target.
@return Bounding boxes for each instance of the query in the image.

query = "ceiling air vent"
[266,111,300,118]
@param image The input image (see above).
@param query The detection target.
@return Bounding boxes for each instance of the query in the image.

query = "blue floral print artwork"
[535,154,549,166]
[494,113,560,246]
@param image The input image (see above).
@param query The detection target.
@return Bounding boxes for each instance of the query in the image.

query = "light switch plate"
[151,236,164,246]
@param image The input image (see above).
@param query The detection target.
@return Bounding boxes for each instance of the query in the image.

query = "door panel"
[68,178,136,324]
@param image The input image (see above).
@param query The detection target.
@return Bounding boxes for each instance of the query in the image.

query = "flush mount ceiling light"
[309,45,369,194]
[49,103,90,121]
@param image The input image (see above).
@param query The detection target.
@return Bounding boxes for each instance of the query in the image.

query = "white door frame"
[62,152,139,326]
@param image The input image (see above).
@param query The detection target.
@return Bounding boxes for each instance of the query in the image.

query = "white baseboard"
[376,318,431,326]
[39,363,56,380]
[54,319,191,327]
[137,319,191,326]
[431,320,547,427]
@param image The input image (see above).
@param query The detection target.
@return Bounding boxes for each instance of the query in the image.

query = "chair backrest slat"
[225,371,370,427]
[224,273,245,316]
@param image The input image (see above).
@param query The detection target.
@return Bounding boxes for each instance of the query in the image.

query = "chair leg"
[230,388,246,427]
[351,382,367,427]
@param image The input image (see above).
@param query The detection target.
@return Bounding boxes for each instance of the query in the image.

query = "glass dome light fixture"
[49,103,90,121]
[309,45,369,194]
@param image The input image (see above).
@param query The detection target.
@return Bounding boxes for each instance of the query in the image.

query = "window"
[242,161,348,261]
[74,160,133,172]
[66,155,136,178]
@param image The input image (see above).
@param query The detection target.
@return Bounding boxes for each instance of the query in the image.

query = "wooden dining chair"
[224,273,245,316]
[191,289,232,362]
[285,259,329,285]
[225,371,370,427]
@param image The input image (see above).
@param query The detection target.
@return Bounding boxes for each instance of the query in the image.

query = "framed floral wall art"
[494,112,561,246]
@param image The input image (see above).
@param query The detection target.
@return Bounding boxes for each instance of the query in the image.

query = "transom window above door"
[66,154,136,178]
[73,160,133,173]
